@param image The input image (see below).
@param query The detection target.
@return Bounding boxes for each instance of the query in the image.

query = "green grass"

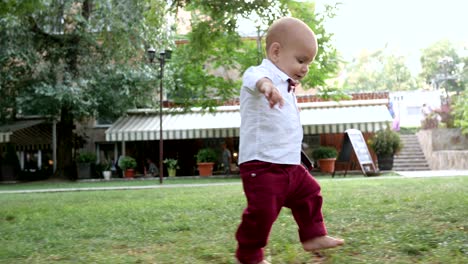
[0,177,241,191]
[0,176,467,263]
[0,171,398,192]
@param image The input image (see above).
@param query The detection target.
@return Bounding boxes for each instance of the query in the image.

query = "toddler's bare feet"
[302,236,344,251]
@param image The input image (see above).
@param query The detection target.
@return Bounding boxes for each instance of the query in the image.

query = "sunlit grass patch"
[0,176,467,263]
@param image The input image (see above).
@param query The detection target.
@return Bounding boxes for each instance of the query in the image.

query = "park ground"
[0,172,467,263]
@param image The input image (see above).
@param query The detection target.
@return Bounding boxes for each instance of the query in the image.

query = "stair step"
[396,155,426,158]
[394,162,429,166]
[385,133,432,171]
[393,159,427,164]
[394,168,430,171]
[394,165,430,168]
[401,143,422,146]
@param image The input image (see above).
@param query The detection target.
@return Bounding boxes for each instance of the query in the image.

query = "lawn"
[0,176,467,263]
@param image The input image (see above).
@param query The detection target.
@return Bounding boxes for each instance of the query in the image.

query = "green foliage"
[289,1,340,89]
[342,49,417,92]
[76,152,96,163]
[168,1,341,108]
[419,39,464,93]
[0,0,172,120]
[316,86,352,101]
[118,156,137,170]
[453,90,468,134]
[164,158,179,170]
[100,161,111,171]
[195,148,217,163]
[311,146,338,160]
[0,0,172,177]
[368,128,403,156]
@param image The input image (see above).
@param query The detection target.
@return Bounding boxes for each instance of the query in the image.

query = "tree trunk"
[54,106,75,179]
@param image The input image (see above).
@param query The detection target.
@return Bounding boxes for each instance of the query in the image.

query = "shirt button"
[251,173,256,177]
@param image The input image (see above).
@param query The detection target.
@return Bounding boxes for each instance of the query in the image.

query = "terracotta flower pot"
[124,169,135,178]
[197,162,214,176]
[318,158,336,173]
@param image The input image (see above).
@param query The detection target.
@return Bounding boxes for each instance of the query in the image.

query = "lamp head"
[147,47,156,63]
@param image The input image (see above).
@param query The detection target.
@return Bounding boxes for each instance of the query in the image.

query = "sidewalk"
[1,170,467,194]
[395,170,468,177]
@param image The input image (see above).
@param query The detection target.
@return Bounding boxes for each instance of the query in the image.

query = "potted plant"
[118,156,137,178]
[312,146,338,173]
[76,152,96,179]
[368,128,403,171]
[0,144,21,181]
[195,148,217,176]
[164,158,180,177]
[101,161,112,180]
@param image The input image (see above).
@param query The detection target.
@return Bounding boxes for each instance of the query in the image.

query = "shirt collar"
[261,59,290,82]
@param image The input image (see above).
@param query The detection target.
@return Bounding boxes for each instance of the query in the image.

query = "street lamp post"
[434,56,455,103]
[147,47,171,184]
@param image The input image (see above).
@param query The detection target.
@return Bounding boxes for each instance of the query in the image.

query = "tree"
[419,39,464,93]
[453,89,468,134]
[342,48,416,92]
[288,1,340,89]
[1,0,169,178]
[419,40,466,129]
[167,0,341,109]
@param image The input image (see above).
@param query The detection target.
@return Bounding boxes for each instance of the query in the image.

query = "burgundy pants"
[235,161,327,264]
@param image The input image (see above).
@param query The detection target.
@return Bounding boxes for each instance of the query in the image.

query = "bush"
[195,148,217,163]
[312,146,338,160]
[453,90,468,134]
[368,128,403,156]
[118,156,137,170]
[76,152,96,163]
[164,158,179,169]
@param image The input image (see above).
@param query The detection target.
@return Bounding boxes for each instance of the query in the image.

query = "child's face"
[275,41,316,81]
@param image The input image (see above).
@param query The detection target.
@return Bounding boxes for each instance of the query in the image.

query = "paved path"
[1,170,467,194]
[395,170,468,177]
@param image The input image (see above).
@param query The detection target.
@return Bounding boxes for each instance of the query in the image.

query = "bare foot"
[302,236,345,251]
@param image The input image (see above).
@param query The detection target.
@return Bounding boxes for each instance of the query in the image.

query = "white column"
[122,141,126,156]
[114,143,118,162]
[96,144,100,164]
[19,151,24,170]
[37,150,42,169]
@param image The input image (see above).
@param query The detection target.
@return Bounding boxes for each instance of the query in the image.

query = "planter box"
[1,165,17,181]
[77,163,92,179]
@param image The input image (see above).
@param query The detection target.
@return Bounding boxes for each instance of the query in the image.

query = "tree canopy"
[1,0,170,177]
[419,39,464,93]
[341,48,417,92]
[166,0,340,109]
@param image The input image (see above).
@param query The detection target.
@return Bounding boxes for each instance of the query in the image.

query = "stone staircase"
[393,134,431,171]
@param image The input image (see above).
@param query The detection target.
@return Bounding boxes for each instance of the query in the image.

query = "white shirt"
[239,59,303,165]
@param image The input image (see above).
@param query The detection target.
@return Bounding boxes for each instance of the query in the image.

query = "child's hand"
[257,78,284,108]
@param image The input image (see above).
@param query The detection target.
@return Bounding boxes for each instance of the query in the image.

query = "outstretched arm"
[256,78,284,108]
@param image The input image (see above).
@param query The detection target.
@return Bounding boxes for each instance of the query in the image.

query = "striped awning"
[0,119,52,149]
[105,101,393,141]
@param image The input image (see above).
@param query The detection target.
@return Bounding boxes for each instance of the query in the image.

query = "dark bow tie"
[287,79,298,93]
